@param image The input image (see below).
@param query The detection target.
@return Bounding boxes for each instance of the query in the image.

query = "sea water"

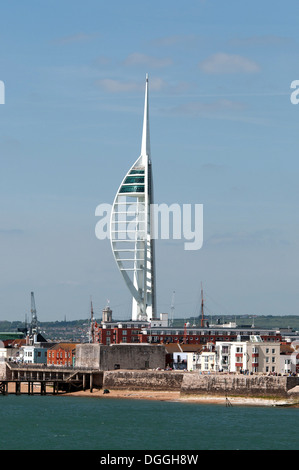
[0,395,298,450]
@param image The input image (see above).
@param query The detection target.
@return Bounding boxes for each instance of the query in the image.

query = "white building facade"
[216,337,281,374]
[22,345,48,364]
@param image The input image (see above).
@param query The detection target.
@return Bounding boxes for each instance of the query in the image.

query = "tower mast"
[200,283,205,327]
[90,298,95,343]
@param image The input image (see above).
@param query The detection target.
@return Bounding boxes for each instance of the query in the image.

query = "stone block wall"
[102,370,299,398]
[180,374,299,398]
[103,370,184,391]
[76,344,100,369]
[76,343,166,371]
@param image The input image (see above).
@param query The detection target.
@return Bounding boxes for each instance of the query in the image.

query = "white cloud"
[96,77,167,93]
[199,53,260,74]
[124,52,173,68]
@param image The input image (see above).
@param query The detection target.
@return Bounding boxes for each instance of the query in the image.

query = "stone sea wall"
[103,370,299,398]
[180,373,298,398]
[103,370,184,391]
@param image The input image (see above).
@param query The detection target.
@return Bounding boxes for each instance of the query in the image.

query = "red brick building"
[92,321,282,346]
[47,342,78,367]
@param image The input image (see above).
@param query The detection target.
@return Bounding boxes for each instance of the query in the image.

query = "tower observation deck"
[110,75,156,322]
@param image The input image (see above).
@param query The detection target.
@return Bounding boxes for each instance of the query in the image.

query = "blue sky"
[0,1,299,322]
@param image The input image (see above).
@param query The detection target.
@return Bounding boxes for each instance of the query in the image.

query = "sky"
[0,1,299,322]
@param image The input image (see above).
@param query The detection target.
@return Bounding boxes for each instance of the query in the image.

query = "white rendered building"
[110,75,156,322]
[216,337,281,374]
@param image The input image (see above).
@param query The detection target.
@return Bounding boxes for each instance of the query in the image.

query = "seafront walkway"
[0,362,103,395]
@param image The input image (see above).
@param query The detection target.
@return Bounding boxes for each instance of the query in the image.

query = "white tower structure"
[110,75,156,322]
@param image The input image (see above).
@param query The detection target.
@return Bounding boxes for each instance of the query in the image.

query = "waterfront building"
[95,314,282,346]
[110,75,156,323]
[164,343,216,371]
[47,342,78,367]
[215,337,281,374]
[22,345,48,364]
[192,345,216,372]
[280,343,299,375]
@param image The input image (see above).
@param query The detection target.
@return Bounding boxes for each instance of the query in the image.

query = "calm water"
[0,395,298,450]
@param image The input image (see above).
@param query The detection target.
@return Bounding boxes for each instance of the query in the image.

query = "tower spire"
[110,74,156,322]
[141,73,151,163]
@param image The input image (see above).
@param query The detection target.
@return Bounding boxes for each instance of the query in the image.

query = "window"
[119,185,144,193]
[130,169,144,175]
[124,176,144,184]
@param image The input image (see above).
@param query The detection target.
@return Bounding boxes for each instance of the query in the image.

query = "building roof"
[280,343,299,355]
[48,342,78,351]
[165,343,204,354]
[11,339,27,348]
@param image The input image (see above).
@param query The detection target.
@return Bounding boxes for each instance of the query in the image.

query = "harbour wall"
[103,370,184,391]
[102,370,299,399]
[2,363,299,399]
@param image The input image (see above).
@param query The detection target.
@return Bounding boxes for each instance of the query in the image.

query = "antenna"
[170,290,175,326]
[200,282,205,327]
[90,296,95,343]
